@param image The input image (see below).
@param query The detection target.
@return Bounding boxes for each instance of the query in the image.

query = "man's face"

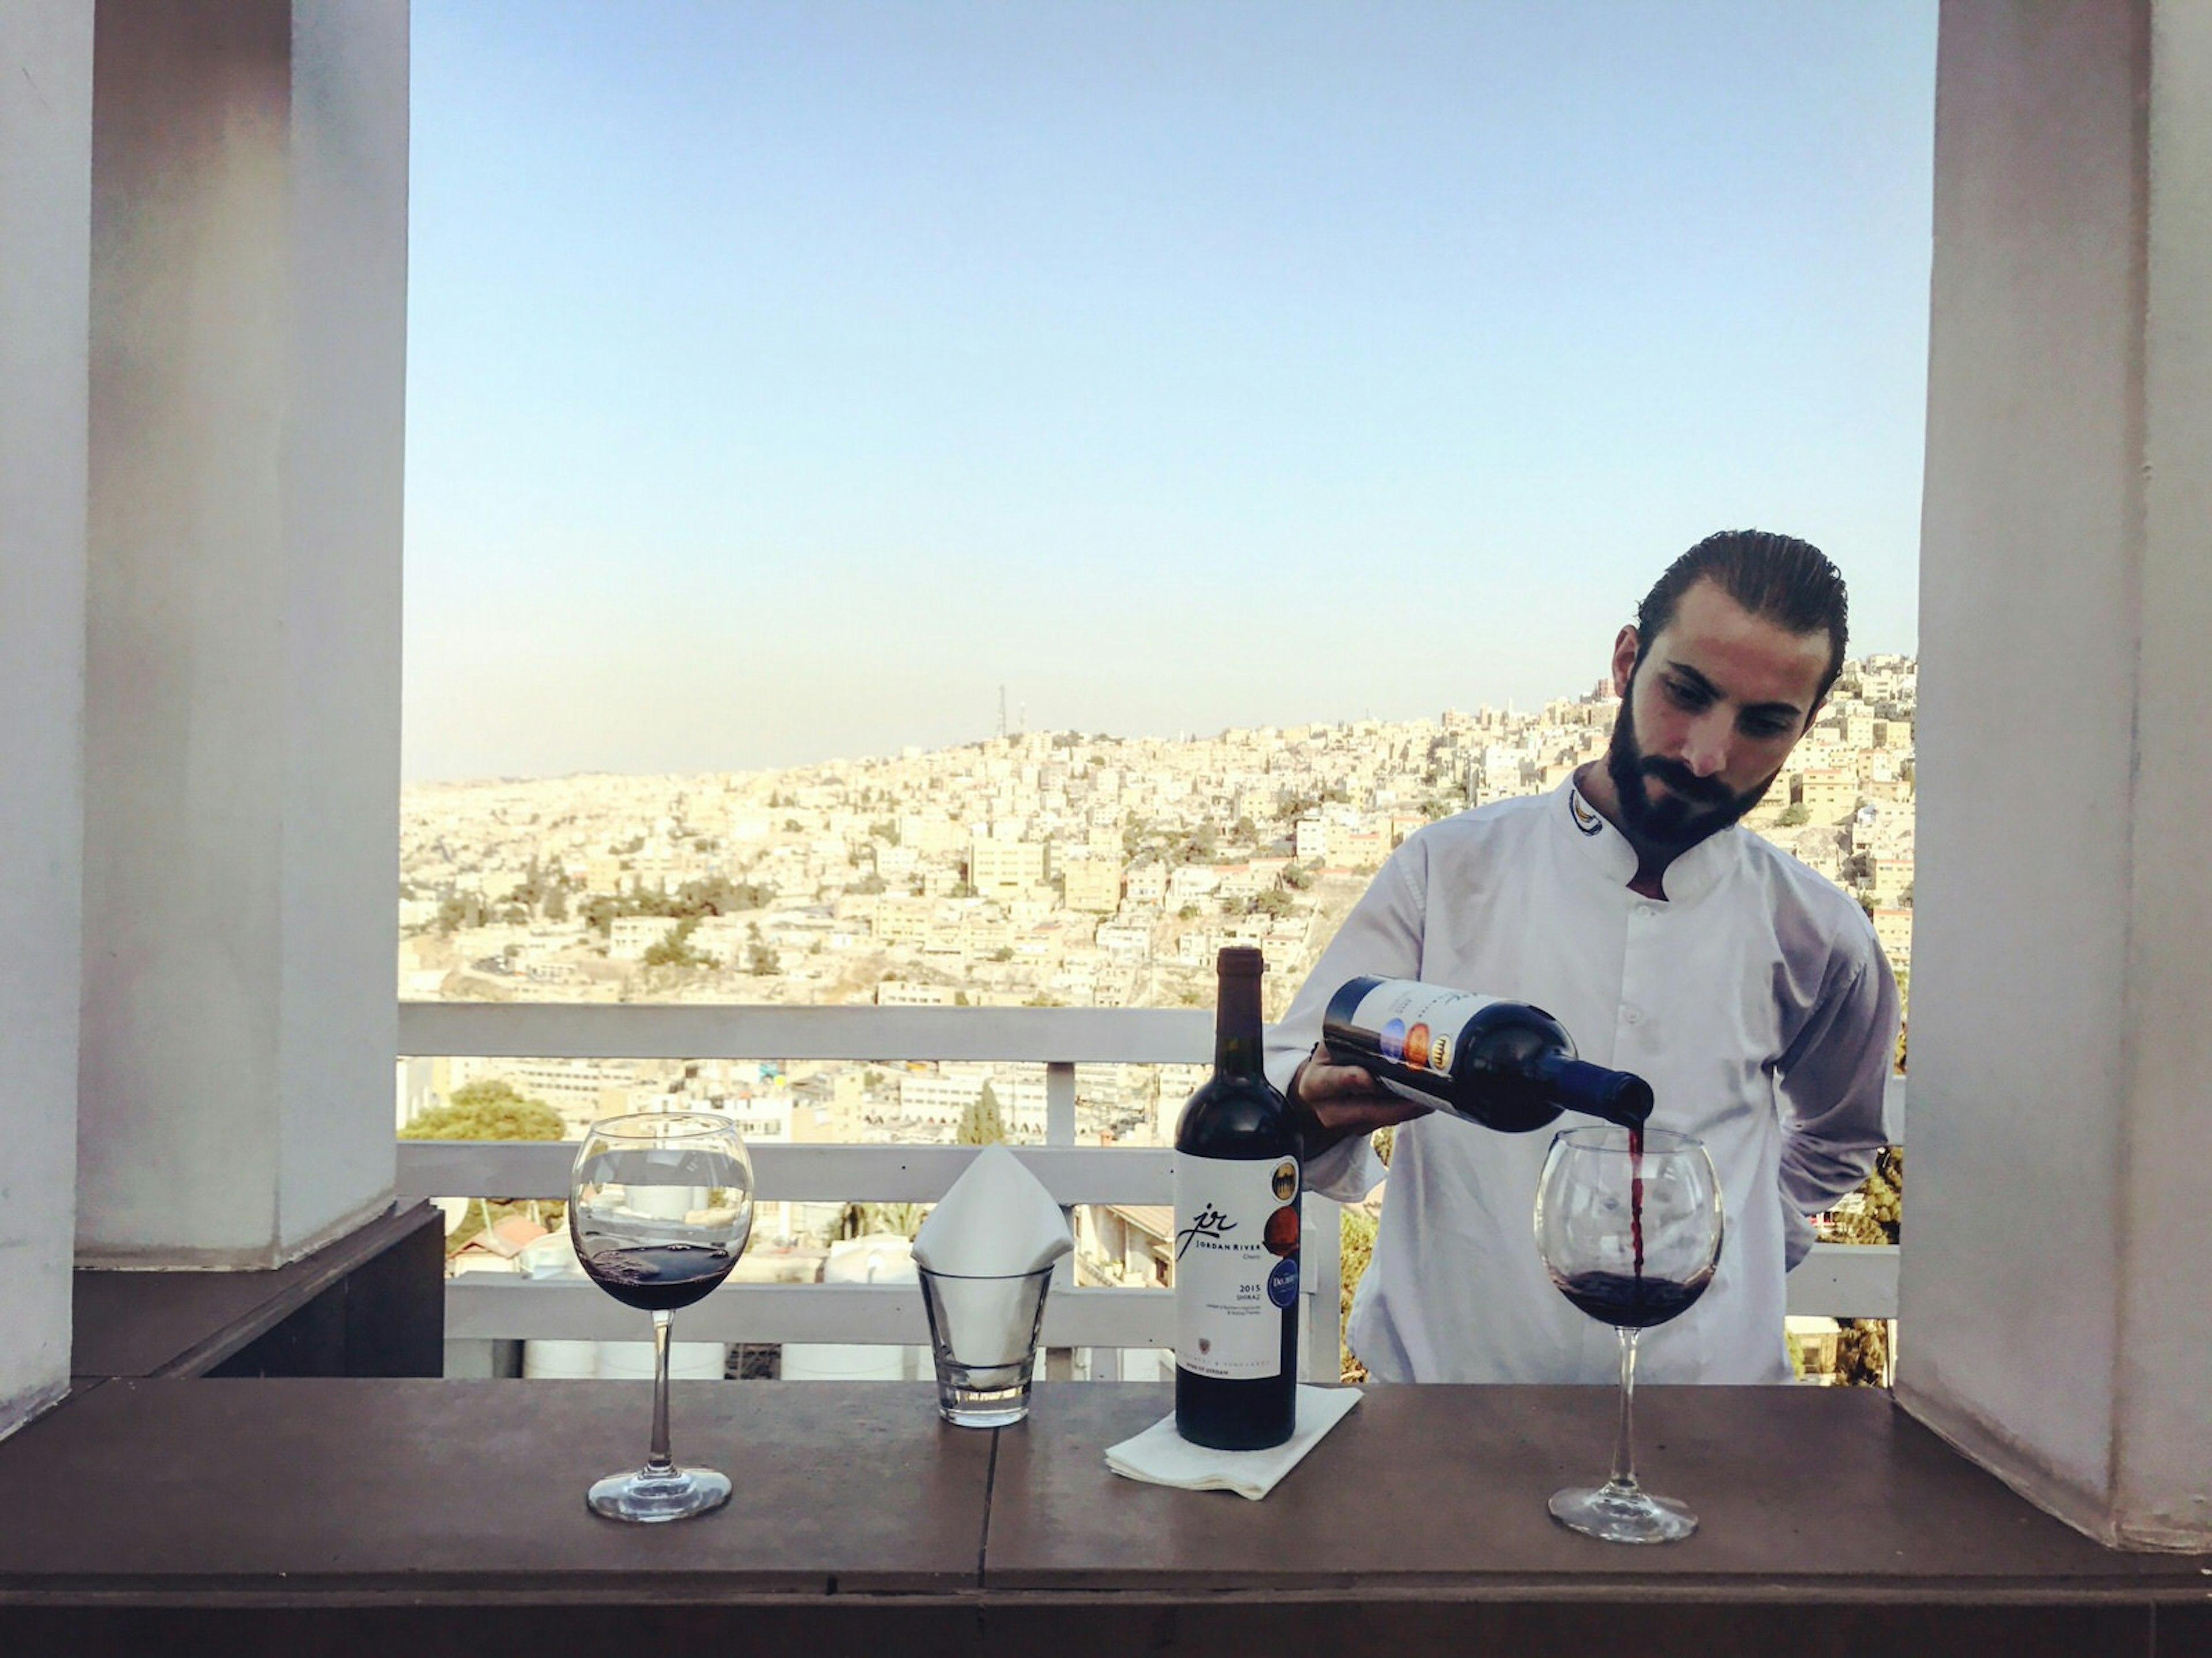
[1604,577,1831,850]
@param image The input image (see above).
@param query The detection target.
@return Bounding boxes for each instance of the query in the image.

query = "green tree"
[401,1079,564,1143]
[672,874,770,916]
[1816,1148,1902,1386]
[434,894,487,935]
[1777,801,1810,827]
[643,915,716,970]
[833,1201,927,1241]
[578,876,771,938]
[956,1081,1009,1146]
[403,1081,567,1258]
[1339,1206,1377,1383]
[1831,1318,1892,1387]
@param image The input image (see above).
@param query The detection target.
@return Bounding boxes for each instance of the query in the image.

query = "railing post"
[1045,1059,1080,1381]
[1305,1195,1342,1384]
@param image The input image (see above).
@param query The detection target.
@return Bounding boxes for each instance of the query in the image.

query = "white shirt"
[1265,777,1898,1384]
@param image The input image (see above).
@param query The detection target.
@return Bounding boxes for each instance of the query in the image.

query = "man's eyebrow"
[1661,658,1804,720]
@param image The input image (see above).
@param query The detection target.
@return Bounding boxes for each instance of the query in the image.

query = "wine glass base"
[586,1464,732,1524]
[1548,1483,1698,1545]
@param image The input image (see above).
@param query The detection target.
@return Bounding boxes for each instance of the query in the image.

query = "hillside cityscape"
[400,655,1917,1161]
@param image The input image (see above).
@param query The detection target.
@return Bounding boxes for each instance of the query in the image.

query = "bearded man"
[1267,530,1898,1383]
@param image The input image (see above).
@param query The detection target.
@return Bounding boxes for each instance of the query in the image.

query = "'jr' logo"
[1176,1204,1235,1260]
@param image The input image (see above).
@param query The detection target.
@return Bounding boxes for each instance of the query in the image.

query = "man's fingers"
[1297,1055,1384,1100]
[1296,1049,1430,1132]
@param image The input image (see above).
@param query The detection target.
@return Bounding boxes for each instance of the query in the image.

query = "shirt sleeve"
[1773,925,1900,1247]
[1264,843,1430,1203]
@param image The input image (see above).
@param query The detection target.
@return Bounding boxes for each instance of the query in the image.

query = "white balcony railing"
[397,1004,1902,1382]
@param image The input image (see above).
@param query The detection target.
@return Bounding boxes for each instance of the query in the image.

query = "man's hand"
[1292,1043,1431,1159]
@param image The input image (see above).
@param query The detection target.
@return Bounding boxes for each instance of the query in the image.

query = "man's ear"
[1610,626,1640,699]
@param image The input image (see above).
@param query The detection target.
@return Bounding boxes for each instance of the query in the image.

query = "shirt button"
[1622,1007,1643,1025]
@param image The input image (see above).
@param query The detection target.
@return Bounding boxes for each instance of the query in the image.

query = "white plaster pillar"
[0,0,94,1436]
[76,0,407,1266]
[1902,0,2212,1549]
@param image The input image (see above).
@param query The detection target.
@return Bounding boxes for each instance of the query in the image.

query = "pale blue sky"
[404,1,1938,782]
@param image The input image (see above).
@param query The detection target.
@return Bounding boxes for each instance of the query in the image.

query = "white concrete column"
[1902,0,2212,1549]
[76,0,407,1266]
[0,0,94,1437]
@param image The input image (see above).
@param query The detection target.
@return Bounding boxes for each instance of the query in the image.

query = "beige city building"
[969,834,1044,900]
[1061,857,1122,914]
[1795,769,1860,823]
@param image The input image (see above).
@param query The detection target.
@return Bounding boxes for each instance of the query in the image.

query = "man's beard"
[1604,682,1779,851]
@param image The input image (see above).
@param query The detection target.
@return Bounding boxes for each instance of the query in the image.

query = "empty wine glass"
[1533,1125,1723,1544]
[570,1110,754,1523]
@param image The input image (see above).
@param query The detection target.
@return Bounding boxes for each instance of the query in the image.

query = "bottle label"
[1342,979,1501,1104]
[1173,1152,1300,1380]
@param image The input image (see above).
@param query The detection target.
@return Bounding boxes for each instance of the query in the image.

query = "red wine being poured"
[1629,1125,1645,1281]
[1544,1125,1717,1331]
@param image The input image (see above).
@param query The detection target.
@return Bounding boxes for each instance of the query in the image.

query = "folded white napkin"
[912,1144,1073,1277]
[1104,1386,1362,1501]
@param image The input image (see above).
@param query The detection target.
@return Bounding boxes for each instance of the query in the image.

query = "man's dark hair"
[1633,529,1849,711]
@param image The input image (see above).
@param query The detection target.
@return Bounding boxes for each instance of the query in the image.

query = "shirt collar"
[1558,771,1740,906]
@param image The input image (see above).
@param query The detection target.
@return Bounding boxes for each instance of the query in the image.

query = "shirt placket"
[1614,894,1667,1082]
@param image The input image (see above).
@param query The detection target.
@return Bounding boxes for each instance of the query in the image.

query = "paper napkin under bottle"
[1104,1386,1362,1501]
[910,1144,1073,1276]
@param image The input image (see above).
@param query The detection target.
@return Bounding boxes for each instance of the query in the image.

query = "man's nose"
[1681,713,1730,778]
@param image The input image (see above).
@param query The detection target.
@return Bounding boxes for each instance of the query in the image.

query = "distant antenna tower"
[998,685,1008,739]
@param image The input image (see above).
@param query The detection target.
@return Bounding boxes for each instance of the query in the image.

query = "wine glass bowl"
[1534,1125,1722,1544]
[570,1110,755,1523]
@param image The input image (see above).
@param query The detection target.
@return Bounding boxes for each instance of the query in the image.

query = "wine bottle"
[1175,947,1301,1451]
[1320,975,1653,1133]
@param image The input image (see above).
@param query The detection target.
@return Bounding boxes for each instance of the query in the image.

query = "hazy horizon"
[404,2,1938,785]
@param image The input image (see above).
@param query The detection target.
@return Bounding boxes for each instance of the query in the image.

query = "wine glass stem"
[648,1309,675,1475]
[1608,1327,1641,1494]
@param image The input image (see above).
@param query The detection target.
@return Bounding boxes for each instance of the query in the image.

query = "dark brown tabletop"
[5,1377,2210,1658]
[987,1382,2184,1595]
[0,1379,991,1596]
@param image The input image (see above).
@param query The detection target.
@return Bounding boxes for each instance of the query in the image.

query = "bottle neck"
[1214,971,1264,1079]
[1532,1054,1654,1129]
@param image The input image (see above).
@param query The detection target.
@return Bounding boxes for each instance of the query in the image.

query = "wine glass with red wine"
[1533,1125,1722,1544]
[570,1110,755,1523]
